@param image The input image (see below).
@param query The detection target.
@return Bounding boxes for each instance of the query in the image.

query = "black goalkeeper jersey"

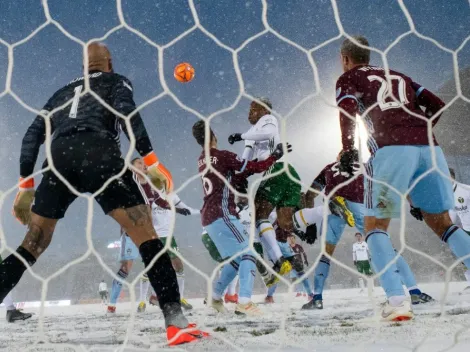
[20,70,153,177]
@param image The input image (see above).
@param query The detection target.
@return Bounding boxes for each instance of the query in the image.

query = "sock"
[359,277,365,290]
[313,255,330,295]
[0,246,36,303]
[257,220,282,262]
[396,254,418,289]
[366,230,405,298]
[295,270,313,296]
[227,275,238,295]
[139,239,180,310]
[293,206,324,232]
[110,269,128,305]
[214,261,238,300]
[442,225,470,268]
[465,270,470,283]
[2,292,15,310]
[238,254,256,304]
[267,283,278,297]
[139,275,150,302]
[389,295,407,306]
[176,271,185,299]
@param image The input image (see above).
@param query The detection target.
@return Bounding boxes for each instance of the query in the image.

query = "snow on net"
[0,0,469,350]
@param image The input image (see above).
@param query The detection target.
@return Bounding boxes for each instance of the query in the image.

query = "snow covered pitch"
[1,282,469,352]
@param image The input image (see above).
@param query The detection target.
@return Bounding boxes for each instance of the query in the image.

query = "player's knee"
[422,211,453,235]
[325,243,336,256]
[120,261,132,273]
[171,257,183,272]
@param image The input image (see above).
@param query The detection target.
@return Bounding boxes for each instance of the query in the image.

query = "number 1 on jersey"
[69,85,83,118]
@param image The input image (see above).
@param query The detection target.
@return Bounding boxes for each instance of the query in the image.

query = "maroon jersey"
[140,181,158,204]
[336,65,445,154]
[273,220,291,242]
[198,148,276,226]
[313,162,364,203]
[291,243,308,264]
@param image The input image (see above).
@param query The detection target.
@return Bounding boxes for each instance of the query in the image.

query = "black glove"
[228,133,243,145]
[339,149,359,175]
[176,208,191,216]
[410,206,423,221]
[271,143,293,160]
[233,177,248,195]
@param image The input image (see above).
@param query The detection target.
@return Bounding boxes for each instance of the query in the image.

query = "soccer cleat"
[381,299,413,321]
[265,296,274,304]
[167,324,210,346]
[137,301,146,313]
[107,305,116,314]
[235,302,263,316]
[265,258,292,287]
[410,291,435,305]
[329,196,355,227]
[149,294,158,306]
[6,309,32,323]
[224,293,238,304]
[181,298,193,311]
[302,294,323,310]
[211,299,228,313]
[295,292,303,298]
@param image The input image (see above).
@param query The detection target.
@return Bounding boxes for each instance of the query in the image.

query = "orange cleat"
[224,293,238,304]
[264,296,274,304]
[107,306,116,314]
[167,324,210,346]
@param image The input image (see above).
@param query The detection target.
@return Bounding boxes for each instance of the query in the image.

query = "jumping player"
[228,98,296,282]
[336,36,470,321]
[3,43,207,344]
[193,120,289,316]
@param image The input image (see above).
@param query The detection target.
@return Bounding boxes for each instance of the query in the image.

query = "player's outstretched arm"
[111,76,173,192]
[226,143,291,174]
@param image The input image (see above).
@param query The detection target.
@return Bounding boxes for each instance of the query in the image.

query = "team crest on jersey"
[458,197,465,204]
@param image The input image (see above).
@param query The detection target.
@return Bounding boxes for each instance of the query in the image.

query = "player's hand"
[176,208,191,216]
[271,143,292,160]
[143,152,173,193]
[410,206,423,221]
[339,149,359,175]
[12,178,35,225]
[228,133,243,145]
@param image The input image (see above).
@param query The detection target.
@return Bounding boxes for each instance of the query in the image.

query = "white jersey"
[238,206,259,243]
[98,282,107,292]
[450,183,470,231]
[353,242,369,261]
[152,202,174,238]
[242,114,280,162]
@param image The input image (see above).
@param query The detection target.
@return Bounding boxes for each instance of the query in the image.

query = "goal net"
[1,0,469,351]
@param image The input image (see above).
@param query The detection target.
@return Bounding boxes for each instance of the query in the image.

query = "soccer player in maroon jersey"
[289,235,308,297]
[336,36,470,321]
[192,121,289,316]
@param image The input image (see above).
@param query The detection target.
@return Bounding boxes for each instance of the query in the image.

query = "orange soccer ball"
[174,62,195,83]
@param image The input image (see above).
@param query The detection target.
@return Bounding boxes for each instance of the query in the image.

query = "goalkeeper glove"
[271,143,292,160]
[339,149,359,175]
[228,133,243,145]
[176,208,191,216]
[410,206,423,221]
[13,177,35,225]
[143,152,173,193]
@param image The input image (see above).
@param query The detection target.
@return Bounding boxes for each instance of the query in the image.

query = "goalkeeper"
[1,42,207,345]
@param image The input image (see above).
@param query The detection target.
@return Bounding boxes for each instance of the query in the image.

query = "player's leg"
[279,241,313,299]
[303,214,345,310]
[411,147,470,277]
[364,146,420,320]
[0,213,58,303]
[225,275,239,303]
[265,283,277,303]
[108,258,134,313]
[252,241,270,284]
[293,205,324,233]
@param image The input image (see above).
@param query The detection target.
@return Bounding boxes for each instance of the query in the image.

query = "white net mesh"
[1,0,470,350]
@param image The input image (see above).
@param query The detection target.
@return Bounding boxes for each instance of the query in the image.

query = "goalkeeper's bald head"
[87,42,113,72]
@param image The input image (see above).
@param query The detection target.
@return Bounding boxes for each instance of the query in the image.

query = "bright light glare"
[356,118,371,162]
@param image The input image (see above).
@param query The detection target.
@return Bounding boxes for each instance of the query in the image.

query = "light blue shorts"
[278,241,295,258]
[205,215,253,260]
[325,201,365,245]
[364,146,453,218]
[120,234,139,262]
